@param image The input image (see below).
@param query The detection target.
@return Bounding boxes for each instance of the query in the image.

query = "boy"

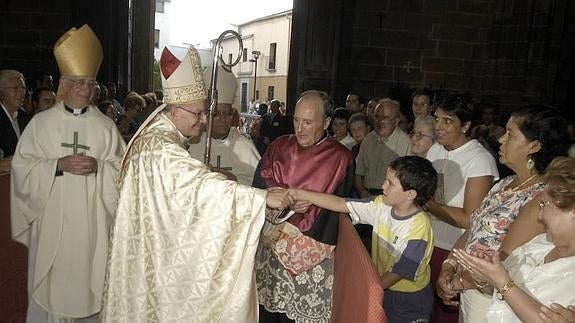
[290,156,437,322]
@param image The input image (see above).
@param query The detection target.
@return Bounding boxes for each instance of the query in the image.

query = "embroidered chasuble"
[253,134,354,323]
[101,112,268,323]
[10,101,125,319]
[188,127,261,186]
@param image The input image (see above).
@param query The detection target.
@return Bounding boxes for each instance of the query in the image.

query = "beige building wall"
[219,10,292,112]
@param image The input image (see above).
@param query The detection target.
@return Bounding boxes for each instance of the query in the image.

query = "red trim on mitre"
[160,47,181,79]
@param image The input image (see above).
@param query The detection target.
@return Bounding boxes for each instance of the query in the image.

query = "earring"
[527,158,535,170]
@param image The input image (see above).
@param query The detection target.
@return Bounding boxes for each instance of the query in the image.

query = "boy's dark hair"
[390,156,438,207]
[332,107,352,122]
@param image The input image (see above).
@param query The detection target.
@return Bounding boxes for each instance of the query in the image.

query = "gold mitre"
[160,46,207,105]
[54,24,103,77]
[203,64,238,105]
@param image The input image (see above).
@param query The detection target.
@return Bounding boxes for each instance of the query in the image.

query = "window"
[155,1,164,13]
[154,29,160,48]
[242,48,248,62]
[268,43,277,70]
[267,86,275,100]
[228,53,233,65]
[241,83,248,112]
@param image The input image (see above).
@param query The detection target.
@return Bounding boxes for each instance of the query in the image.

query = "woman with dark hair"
[425,92,500,323]
[331,107,355,150]
[436,104,570,322]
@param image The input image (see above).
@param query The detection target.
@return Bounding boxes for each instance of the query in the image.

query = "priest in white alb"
[188,64,261,186]
[101,46,292,323]
[10,24,125,322]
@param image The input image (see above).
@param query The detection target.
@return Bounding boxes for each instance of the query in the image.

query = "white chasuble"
[10,101,125,319]
[101,113,267,323]
[188,127,261,186]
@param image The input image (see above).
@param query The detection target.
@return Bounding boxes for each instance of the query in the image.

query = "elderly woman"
[436,105,570,322]
[453,156,575,323]
[425,92,499,323]
[410,115,437,158]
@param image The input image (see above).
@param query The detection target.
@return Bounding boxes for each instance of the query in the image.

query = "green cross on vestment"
[216,155,232,171]
[61,131,90,154]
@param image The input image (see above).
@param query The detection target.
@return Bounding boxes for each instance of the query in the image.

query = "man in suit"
[0,69,26,172]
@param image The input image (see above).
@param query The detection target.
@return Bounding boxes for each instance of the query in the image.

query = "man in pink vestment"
[254,90,355,323]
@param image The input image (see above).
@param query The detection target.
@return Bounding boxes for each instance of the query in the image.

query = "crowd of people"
[1,23,575,323]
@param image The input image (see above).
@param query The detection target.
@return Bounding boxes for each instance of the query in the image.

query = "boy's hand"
[286,189,312,213]
[292,200,311,213]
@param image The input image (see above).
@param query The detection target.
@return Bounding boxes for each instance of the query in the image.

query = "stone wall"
[334,0,574,115]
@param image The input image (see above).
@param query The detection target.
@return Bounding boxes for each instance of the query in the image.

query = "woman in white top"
[425,92,499,323]
[454,156,575,323]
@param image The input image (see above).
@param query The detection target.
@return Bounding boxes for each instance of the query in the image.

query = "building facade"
[220,10,293,112]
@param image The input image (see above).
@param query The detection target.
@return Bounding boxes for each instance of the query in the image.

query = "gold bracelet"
[459,273,466,291]
[496,279,516,300]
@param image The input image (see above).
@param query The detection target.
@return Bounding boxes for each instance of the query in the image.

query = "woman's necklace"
[505,173,539,194]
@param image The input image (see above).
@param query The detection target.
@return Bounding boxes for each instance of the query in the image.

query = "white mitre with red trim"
[160,46,207,105]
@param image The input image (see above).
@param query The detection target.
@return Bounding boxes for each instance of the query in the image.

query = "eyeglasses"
[176,106,208,118]
[410,131,433,140]
[1,85,27,92]
[63,78,97,88]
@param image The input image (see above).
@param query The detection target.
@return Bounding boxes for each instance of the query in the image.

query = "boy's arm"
[292,189,349,213]
[380,271,403,290]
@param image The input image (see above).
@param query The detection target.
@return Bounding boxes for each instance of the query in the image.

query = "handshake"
[265,188,312,223]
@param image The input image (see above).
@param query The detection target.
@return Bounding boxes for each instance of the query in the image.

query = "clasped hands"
[264,188,311,213]
[57,153,98,175]
[436,249,497,306]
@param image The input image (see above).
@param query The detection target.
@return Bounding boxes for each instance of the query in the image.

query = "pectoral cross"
[215,155,232,171]
[61,131,90,154]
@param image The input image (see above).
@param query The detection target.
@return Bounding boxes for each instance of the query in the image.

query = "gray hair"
[413,115,436,140]
[0,69,24,87]
[297,89,334,118]
[377,98,400,118]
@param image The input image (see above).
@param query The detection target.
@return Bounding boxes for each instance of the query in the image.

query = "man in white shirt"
[188,65,261,186]
[355,98,411,197]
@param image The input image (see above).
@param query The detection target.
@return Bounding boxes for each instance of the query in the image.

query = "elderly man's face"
[0,74,26,112]
[211,103,234,139]
[171,100,208,138]
[374,103,399,137]
[293,96,330,147]
[62,77,96,108]
[35,90,56,112]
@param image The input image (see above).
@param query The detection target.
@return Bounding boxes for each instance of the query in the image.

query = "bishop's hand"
[57,153,98,175]
[266,187,294,209]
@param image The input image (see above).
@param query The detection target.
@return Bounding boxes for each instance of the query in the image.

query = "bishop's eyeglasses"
[63,78,98,88]
[176,106,208,118]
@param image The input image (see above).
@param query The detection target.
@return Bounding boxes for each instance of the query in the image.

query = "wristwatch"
[495,279,516,300]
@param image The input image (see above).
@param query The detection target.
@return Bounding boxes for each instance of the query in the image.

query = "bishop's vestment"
[11,101,125,320]
[101,112,268,323]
